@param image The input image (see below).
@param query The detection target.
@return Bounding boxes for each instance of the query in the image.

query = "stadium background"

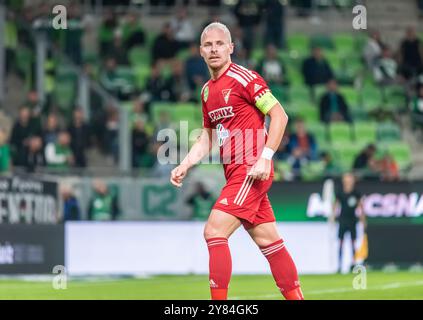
[0,0,423,299]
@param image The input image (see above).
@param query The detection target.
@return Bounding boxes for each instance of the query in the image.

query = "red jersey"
[201,63,273,178]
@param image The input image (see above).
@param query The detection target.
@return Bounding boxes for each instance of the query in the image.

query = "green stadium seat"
[333,33,355,53]
[382,85,407,111]
[306,121,328,146]
[339,86,360,107]
[329,122,353,144]
[334,143,363,170]
[354,122,377,144]
[270,84,290,103]
[134,64,151,89]
[314,84,327,102]
[301,160,326,181]
[361,86,383,112]
[128,46,150,66]
[289,85,312,102]
[310,35,335,50]
[287,34,309,54]
[377,122,401,142]
[295,104,319,123]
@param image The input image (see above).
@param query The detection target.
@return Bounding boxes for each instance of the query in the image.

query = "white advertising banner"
[65,222,339,275]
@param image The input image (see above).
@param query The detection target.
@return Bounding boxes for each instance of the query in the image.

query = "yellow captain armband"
[255,91,279,115]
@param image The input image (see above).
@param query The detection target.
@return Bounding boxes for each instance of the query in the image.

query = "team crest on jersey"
[208,106,234,122]
[222,89,231,104]
[203,85,209,102]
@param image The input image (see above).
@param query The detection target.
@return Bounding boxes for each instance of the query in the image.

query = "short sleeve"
[245,72,279,115]
[201,84,211,128]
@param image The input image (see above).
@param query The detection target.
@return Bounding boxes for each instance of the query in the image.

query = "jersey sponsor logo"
[203,85,209,102]
[208,106,234,122]
[254,83,262,93]
[222,89,231,104]
[216,123,230,147]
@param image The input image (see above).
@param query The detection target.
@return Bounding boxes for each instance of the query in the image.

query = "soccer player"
[170,22,304,300]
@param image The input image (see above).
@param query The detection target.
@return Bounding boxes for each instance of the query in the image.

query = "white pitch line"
[231,280,423,300]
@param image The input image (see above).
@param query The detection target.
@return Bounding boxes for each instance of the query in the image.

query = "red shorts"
[212,164,275,229]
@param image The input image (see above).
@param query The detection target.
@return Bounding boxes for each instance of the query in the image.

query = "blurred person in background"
[132,118,151,168]
[257,44,288,86]
[108,32,129,65]
[10,107,39,166]
[353,144,379,179]
[68,108,90,168]
[88,180,120,221]
[105,107,120,164]
[121,13,145,50]
[42,113,61,145]
[379,152,400,181]
[45,131,74,169]
[263,0,286,49]
[186,182,216,220]
[398,26,423,80]
[145,63,174,102]
[286,146,308,181]
[233,0,262,56]
[411,86,423,131]
[62,185,81,221]
[373,46,399,86]
[302,47,334,99]
[170,7,196,49]
[185,42,209,99]
[168,60,191,102]
[23,136,45,173]
[321,151,340,179]
[0,129,11,174]
[288,118,318,160]
[363,30,384,69]
[331,173,366,273]
[152,22,180,66]
[319,79,353,124]
[99,10,118,57]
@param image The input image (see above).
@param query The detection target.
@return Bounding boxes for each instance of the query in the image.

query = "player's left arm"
[249,92,288,181]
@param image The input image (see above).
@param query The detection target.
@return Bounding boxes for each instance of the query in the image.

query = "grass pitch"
[1,271,422,300]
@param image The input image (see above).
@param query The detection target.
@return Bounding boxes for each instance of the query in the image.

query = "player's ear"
[229,43,234,55]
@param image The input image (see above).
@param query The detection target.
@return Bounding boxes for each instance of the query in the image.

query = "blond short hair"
[200,22,232,44]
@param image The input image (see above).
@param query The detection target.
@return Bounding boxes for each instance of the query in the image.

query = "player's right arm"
[170,127,213,188]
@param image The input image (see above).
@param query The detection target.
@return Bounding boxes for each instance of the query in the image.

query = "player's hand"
[248,157,271,181]
[170,164,189,188]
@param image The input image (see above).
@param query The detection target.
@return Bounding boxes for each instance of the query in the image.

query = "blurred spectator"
[263,0,286,49]
[68,108,90,168]
[0,129,11,174]
[398,26,423,79]
[145,63,174,102]
[363,30,383,68]
[233,0,262,55]
[185,42,209,94]
[170,7,196,49]
[10,107,39,166]
[232,47,255,70]
[108,32,129,65]
[319,79,353,124]
[152,23,180,65]
[42,113,60,145]
[257,44,287,86]
[130,98,149,126]
[61,185,81,221]
[373,46,398,85]
[132,119,151,168]
[121,13,145,50]
[411,86,423,130]
[274,127,291,160]
[321,151,340,178]
[88,180,120,221]
[302,47,334,92]
[45,131,74,169]
[288,118,318,160]
[63,4,83,66]
[168,60,191,102]
[100,57,135,99]
[23,136,45,173]
[286,147,308,180]
[99,11,118,56]
[105,107,119,164]
[186,182,215,220]
[353,144,379,179]
[231,25,247,58]
[379,152,400,181]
